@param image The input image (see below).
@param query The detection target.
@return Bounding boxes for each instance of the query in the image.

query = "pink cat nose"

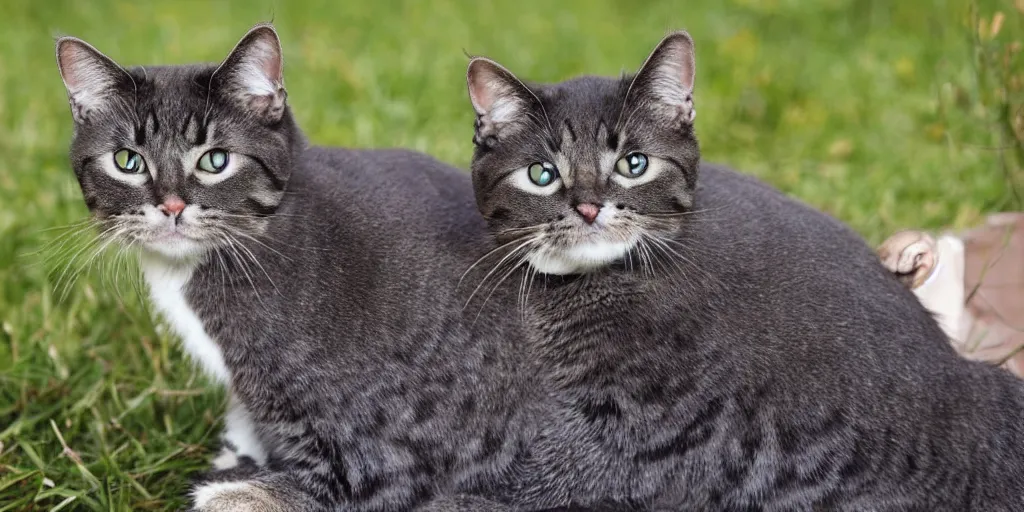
[158,195,186,216]
[575,203,601,224]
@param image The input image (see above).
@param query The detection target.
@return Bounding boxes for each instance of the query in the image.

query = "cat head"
[55,24,302,262]
[466,32,699,275]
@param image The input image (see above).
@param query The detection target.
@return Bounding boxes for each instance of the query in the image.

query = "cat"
[54,25,542,512]
[55,22,1024,511]
[460,31,1024,510]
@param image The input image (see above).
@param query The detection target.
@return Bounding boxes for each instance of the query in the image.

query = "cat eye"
[615,152,649,178]
[197,149,230,173]
[113,149,146,174]
[528,162,559,187]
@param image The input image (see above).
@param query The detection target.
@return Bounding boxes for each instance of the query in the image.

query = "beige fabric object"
[959,213,1024,376]
[915,235,965,340]
[878,214,1024,377]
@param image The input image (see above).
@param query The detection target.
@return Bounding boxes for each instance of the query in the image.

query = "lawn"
[1,0,1022,509]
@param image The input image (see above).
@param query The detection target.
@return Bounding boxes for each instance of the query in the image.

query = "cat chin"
[527,239,636,275]
[142,237,210,262]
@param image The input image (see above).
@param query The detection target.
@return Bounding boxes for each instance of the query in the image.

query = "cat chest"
[141,259,231,384]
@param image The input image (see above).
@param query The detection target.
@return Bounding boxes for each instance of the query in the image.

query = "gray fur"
[460,31,1024,510]
[55,24,1024,512]
[56,25,533,511]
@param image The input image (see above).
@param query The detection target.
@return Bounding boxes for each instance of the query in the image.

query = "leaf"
[991,12,1005,38]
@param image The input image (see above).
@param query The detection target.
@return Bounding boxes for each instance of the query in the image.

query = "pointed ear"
[213,24,286,122]
[467,58,541,145]
[55,37,132,123]
[627,31,696,128]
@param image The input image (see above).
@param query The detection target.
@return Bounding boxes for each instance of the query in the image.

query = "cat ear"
[213,24,286,122]
[628,31,696,128]
[55,37,133,124]
[467,58,541,144]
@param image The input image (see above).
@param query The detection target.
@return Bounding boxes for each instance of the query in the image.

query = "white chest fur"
[141,256,231,383]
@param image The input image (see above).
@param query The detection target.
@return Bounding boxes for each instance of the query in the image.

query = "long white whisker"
[223,231,279,295]
[220,234,259,299]
[471,248,534,327]
[58,225,128,302]
[231,230,292,263]
[459,233,543,289]
[52,224,122,298]
[463,237,540,310]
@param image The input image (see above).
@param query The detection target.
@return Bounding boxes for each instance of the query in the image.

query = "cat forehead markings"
[599,151,618,175]
[554,153,574,188]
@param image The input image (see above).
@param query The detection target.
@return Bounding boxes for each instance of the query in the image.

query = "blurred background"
[0,0,1021,509]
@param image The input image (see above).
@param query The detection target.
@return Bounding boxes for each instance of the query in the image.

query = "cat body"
[460,32,1024,510]
[53,26,538,511]
[179,146,541,510]
[55,24,1024,512]
[502,164,1024,510]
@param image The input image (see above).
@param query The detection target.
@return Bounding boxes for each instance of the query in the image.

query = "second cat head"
[467,32,699,275]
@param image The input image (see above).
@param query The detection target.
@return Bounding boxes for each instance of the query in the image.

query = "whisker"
[57,225,128,302]
[522,264,538,324]
[463,237,540,310]
[230,230,293,263]
[459,234,541,289]
[472,248,534,327]
[642,207,727,218]
[51,224,121,297]
[648,235,722,287]
[225,231,280,296]
[219,234,260,300]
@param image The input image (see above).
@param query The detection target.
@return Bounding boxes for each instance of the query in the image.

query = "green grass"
[1,0,1022,509]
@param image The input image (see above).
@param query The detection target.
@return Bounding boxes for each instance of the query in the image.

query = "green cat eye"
[615,152,649,178]
[528,162,559,187]
[197,149,230,173]
[112,149,146,174]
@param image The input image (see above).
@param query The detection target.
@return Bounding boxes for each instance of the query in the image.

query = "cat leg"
[190,470,324,512]
[211,396,268,471]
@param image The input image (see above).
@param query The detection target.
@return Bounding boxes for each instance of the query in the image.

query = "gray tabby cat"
[55,25,536,512]
[459,31,1024,510]
[53,21,1024,512]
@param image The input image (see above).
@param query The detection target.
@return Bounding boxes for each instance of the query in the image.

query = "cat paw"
[200,455,262,483]
[190,481,287,512]
[210,443,263,472]
[211,445,241,471]
[877,230,938,289]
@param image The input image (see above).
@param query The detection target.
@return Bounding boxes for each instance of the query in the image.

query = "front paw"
[190,481,288,512]
[204,453,262,481]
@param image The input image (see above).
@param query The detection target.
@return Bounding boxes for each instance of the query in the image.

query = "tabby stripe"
[253,157,287,191]
[633,396,724,463]
[665,156,696,190]
[245,196,278,217]
[194,119,208,146]
[145,109,160,138]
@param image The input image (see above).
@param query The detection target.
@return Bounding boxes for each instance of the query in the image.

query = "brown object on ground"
[960,213,1024,376]
[877,230,938,289]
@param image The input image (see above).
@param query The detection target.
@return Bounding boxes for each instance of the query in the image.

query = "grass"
[1,0,1022,509]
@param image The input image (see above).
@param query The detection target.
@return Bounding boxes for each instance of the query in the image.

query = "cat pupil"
[627,153,647,175]
[528,162,557,186]
[615,152,648,178]
[199,149,230,173]
[113,149,143,174]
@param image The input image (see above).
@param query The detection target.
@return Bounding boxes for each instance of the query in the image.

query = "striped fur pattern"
[55,25,1024,511]
[462,32,1024,509]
